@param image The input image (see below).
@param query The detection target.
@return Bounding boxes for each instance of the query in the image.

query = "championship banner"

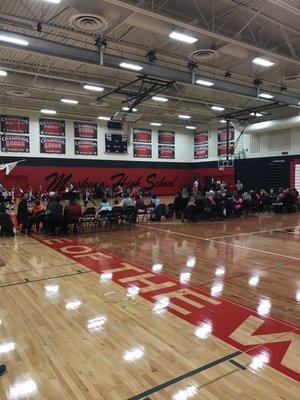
[158,145,175,159]
[133,143,152,158]
[40,137,66,154]
[1,115,29,134]
[194,130,208,145]
[133,128,152,143]
[218,142,234,156]
[40,119,65,137]
[75,139,98,156]
[74,122,97,139]
[1,134,30,153]
[158,130,175,145]
[194,145,208,159]
[218,127,234,143]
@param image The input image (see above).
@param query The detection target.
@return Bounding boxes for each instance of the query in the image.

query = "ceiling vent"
[70,14,109,32]
[188,49,219,62]
[7,90,30,97]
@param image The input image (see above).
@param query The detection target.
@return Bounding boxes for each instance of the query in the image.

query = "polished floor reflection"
[0,213,299,399]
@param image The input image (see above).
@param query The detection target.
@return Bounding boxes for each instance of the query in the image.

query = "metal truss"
[97,75,175,111]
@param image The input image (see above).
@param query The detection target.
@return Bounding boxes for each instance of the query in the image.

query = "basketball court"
[0,211,299,399]
[0,0,300,399]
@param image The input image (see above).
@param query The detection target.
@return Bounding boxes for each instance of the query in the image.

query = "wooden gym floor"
[0,212,299,399]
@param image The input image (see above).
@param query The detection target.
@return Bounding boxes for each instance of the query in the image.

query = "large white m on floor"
[230,315,299,374]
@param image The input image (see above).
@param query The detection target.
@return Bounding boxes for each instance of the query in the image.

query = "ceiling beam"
[0,29,299,106]
[100,0,300,66]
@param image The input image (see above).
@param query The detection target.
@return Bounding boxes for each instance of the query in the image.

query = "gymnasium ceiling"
[0,0,299,128]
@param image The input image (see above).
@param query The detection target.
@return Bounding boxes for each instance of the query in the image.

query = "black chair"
[79,207,96,233]
[123,206,137,226]
[109,207,123,228]
[96,210,111,230]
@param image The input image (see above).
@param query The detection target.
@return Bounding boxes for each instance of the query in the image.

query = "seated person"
[122,193,134,208]
[173,191,187,218]
[150,194,160,209]
[17,194,30,234]
[135,195,145,211]
[99,198,111,211]
[45,197,63,234]
[64,198,82,233]
[111,198,123,212]
[0,195,14,237]
[28,200,46,232]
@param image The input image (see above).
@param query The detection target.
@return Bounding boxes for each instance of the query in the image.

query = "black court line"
[0,270,92,288]
[0,262,78,276]
[126,351,242,400]
[229,359,247,370]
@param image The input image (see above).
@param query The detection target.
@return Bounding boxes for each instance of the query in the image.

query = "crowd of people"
[0,179,299,236]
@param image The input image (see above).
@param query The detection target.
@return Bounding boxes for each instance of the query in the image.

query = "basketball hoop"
[218,155,235,168]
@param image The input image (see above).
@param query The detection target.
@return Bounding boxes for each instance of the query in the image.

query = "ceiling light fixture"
[119,62,143,71]
[220,119,226,123]
[0,69,7,76]
[211,105,225,111]
[98,116,111,121]
[169,31,198,44]
[178,114,191,119]
[46,0,62,3]
[0,34,29,46]
[186,126,196,129]
[259,93,273,99]
[196,79,214,87]
[150,122,162,126]
[40,109,56,114]
[252,57,274,67]
[152,96,168,102]
[122,106,137,112]
[61,99,78,104]
[83,84,104,92]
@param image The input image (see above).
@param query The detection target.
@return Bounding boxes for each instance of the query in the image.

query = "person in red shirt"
[64,198,82,233]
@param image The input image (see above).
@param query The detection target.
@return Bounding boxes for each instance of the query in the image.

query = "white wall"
[195,121,300,163]
[0,109,194,163]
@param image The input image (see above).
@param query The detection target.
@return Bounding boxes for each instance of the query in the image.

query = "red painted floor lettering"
[34,236,300,381]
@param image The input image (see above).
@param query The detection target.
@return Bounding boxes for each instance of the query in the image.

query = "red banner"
[1,134,29,152]
[218,127,234,143]
[75,139,98,156]
[0,115,29,134]
[133,128,152,143]
[218,142,234,156]
[133,143,152,158]
[40,137,66,154]
[158,130,175,145]
[74,122,97,139]
[194,130,208,145]
[158,145,175,159]
[40,119,65,137]
[194,145,208,159]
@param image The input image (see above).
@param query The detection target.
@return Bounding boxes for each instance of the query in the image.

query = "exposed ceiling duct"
[0,29,298,106]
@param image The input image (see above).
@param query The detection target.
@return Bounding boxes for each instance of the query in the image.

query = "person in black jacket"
[17,194,30,234]
[173,191,188,219]
[45,197,64,234]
